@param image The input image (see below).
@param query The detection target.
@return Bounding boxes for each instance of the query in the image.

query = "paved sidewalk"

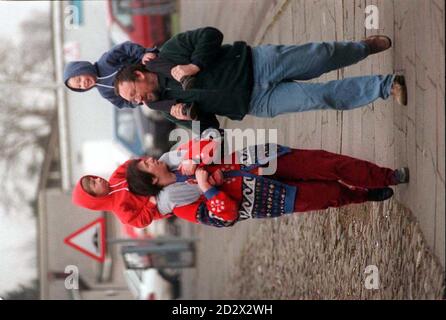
[177,0,445,299]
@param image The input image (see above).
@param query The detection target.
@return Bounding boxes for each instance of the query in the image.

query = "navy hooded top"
[63,41,158,109]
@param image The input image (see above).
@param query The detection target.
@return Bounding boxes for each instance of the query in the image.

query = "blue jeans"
[248,42,395,117]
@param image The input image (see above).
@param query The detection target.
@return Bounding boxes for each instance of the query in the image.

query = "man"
[114,27,407,129]
[64,40,207,130]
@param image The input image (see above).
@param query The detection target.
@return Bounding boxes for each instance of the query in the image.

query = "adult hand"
[210,169,224,186]
[195,168,212,192]
[171,64,200,82]
[208,175,217,186]
[141,52,157,65]
[179,160,197,176]
[170,103,190,120]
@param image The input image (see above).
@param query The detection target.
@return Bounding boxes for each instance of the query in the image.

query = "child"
[72,145,223,227]
[63,41,197,119]
[72,159,167,228]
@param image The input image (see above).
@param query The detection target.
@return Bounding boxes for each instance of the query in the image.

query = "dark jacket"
[63,41,219,132]
[156,27,254,128]
[63,41,157,109]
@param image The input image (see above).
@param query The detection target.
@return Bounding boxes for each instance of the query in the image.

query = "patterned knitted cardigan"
[173,142,297,228]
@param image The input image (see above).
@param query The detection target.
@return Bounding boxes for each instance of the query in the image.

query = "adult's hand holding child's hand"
[170,103,190,120]
[180,160,197,176]
[171,64,200,82]
[195,168,211,192]
[210,169,224,186]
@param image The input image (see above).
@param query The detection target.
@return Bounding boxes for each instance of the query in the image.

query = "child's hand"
[195,168,211,192]
[171,64,200,82]
[141,52,157,65]
[179,160,197,176]
[149,196,157,204]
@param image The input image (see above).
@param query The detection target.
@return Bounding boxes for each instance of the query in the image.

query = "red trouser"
[271,149,397,212]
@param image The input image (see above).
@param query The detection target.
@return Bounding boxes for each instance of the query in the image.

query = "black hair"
[114,64,149,96]
[126,159,163,196]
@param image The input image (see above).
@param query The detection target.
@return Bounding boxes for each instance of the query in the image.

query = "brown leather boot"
[362,35,392,54]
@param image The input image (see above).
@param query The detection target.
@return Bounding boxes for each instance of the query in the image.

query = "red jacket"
[72,138,229,228]
[177,138,219,165]
[72,160,168,228]
[172,138,242,225]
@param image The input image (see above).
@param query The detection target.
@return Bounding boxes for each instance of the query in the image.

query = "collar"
[174,170,195,182]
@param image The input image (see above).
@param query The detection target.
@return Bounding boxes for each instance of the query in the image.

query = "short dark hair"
[114,64,148,96]
[126,159,162,196]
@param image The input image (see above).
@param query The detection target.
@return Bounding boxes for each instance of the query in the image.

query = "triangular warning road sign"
[64,218,106,263]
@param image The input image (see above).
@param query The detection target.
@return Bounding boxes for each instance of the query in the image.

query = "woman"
[125,140,409,228]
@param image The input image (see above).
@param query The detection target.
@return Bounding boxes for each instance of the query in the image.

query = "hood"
[73,161,166,228]
[72,175,123,211]
[63,61,98,92]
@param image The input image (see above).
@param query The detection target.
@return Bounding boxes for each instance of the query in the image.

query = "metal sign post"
[64,216,197,270]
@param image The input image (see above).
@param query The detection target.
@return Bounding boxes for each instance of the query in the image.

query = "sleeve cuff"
[191,59,204,70]
[204,187,219,199]
[145,47,159,54]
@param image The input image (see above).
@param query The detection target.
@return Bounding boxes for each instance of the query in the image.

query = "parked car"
[106,0,175,48]
[120,216,181,240]
[114,105,176,158]
[123,268,180,300]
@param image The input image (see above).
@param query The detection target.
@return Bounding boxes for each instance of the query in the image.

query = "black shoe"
[181,102,198,120]
[393,167,410,184]
[367,187,394,202]
[180,76,195,90]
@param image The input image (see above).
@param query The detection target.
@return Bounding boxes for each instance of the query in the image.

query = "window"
[117,113,136,144]
[114,109,144,156]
